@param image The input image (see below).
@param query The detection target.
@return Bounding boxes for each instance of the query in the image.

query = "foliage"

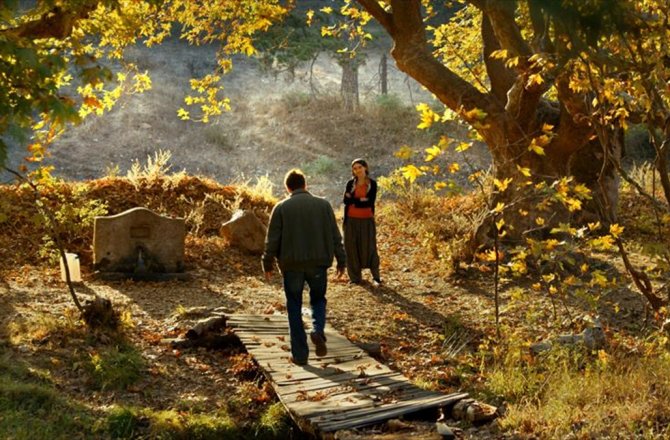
[378,173,486,273]
[254,9,333,79]
[0,0,289,166]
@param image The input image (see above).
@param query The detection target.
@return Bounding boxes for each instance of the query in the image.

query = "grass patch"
[102,405,295,440]
[203,123,232,150]
[0,356,96,439]
[85,344,144,391]
[487,344,670,437]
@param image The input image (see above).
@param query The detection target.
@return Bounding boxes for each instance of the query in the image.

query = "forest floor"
[0,171,654,439]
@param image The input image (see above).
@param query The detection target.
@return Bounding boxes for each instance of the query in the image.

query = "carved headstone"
[94,207,185,274]
[219,210,267,254]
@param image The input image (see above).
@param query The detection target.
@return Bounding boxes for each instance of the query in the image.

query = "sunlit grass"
[85,344,145,391]
[489,347,670,437]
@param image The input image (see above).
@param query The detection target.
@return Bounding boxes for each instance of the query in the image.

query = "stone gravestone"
[94,207,186,280]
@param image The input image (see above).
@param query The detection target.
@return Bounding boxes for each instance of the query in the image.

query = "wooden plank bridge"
[227,314,467,435]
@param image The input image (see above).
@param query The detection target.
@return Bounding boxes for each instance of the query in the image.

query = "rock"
[386,418,412,432]
[219,210,267,254]
[452,398,498,424]
[435,422,460,439]
[531,317,607,355]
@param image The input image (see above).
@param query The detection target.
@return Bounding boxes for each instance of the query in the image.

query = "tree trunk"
[340,58,360,112]
[380,53,388,95]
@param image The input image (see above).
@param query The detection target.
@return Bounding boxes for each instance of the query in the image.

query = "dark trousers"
[282,267,328,362]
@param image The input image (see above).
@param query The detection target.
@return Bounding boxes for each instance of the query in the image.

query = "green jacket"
[262,189,346,272]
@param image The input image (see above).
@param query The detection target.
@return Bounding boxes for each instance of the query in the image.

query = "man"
[262,169,346,366]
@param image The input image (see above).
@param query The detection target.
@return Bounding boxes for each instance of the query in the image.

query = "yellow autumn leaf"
[394,145,414,160]
[489,49,508,60]
[401,165,423,183]
[463,107,487,121]
[609,224,624,238]
[448,162,460,173]
[496,218,505,231]
[528,139,545,156]
[493,177,513,192]
[492,202,505,214]
[177,108,190,120]
[544,239,560,251]
[320,6,333,14]
[434,181,447,190]
[565,198,582,212]
[455,142,471,152]
[541,123,554,132]
[424,145,442,161]
[505,57,520,68]
[535,217,545,226]
[591,271,608,287]
[416,103,440,129]
[527,73,544,87]
[516,165,531,177]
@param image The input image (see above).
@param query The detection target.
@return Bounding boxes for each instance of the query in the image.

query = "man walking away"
[262,169,346,365]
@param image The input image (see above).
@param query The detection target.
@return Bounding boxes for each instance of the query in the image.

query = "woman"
[343,158,381,285]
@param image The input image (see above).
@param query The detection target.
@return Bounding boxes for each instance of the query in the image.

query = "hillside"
[3,36,488,205]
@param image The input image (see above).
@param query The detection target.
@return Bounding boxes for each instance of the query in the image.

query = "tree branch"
[528,0,554,53]
[481,1,532,59]
[359,0,499,126]
[355,0,393,35]
[2,4,96,40]
[482,12,515,106]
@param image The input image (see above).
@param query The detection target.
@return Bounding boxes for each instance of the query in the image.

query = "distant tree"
[254,11,324,82]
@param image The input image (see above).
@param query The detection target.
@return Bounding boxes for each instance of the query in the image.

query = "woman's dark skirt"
[344,217,380,283]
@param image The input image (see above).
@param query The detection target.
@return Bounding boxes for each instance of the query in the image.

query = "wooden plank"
[316,392,469,432]
[227,314,468,435]
[277,372,405,395]
[279,374,414,399]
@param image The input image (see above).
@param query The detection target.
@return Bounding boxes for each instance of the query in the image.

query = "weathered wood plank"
[317,392,470,432]
[226,313,468,436]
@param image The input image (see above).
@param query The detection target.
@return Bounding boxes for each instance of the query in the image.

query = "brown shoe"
[310,332,328,357]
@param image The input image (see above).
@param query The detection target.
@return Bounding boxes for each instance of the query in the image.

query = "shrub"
[302,155,338,179]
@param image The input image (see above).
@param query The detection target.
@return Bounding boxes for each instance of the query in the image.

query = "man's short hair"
[284,169,306,191]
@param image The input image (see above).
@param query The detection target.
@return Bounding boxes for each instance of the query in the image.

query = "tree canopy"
[0,0,288,168]
[344,1,670,243]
